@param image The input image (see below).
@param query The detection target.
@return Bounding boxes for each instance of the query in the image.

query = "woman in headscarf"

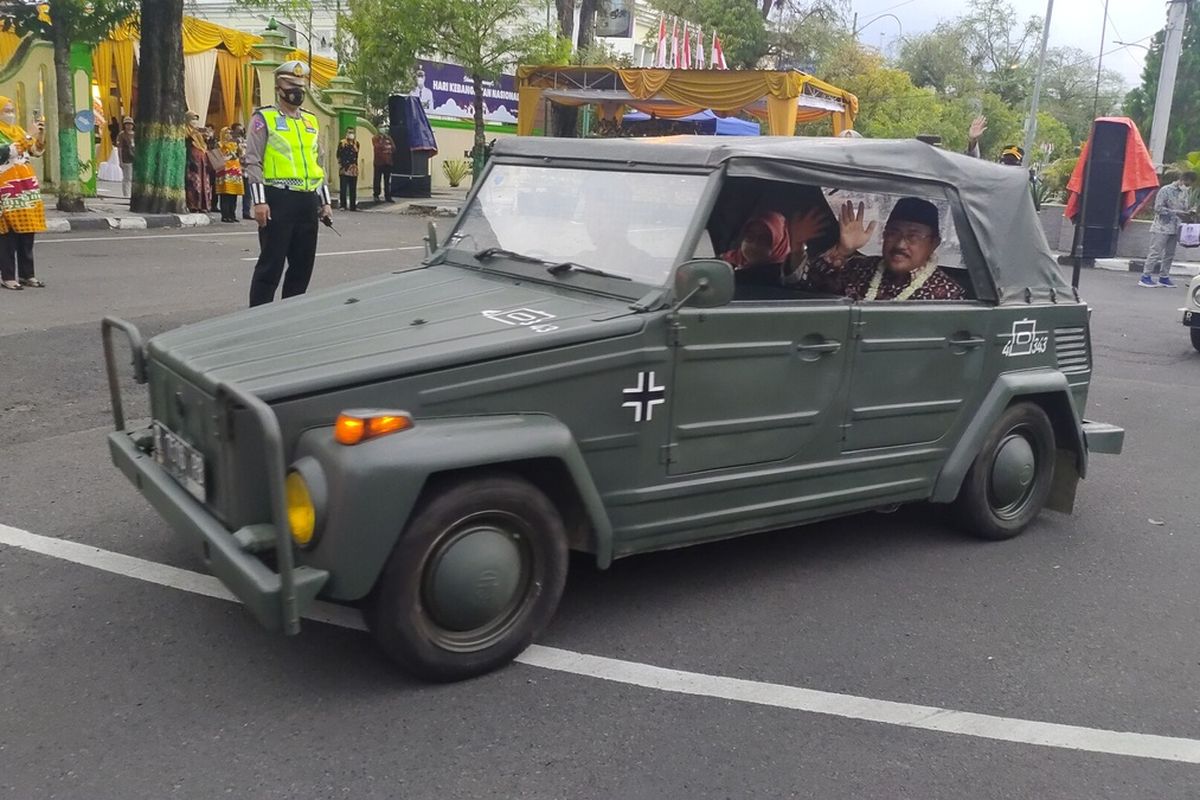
[214,126,244,223]
[0,95,47,290]
[184,111,212,213]
[721,211,792,286]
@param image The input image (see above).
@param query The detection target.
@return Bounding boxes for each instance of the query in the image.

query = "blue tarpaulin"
[399,95,439,153]
[620,109,760,136]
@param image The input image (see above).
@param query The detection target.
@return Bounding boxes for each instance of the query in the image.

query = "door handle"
[949,335,985,350]
[797,339,841,357]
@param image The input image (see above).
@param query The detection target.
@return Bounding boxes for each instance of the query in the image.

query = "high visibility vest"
[259,107,324,191]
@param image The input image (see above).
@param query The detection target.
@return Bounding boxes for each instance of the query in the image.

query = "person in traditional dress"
[184,111,212,213]
[787,197,965,301]
[215,126,245,223]
[0,95,47,290]
[336,127,360,211]
[721,211,792,286]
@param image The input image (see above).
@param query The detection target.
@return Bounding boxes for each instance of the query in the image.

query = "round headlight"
[285,471,316,546]
[1191,284,1200,307]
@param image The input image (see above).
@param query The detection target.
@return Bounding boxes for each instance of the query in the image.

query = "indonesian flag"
[655,15,667,68]
[681,22,691,69]
[670,18,679,69]
[711,31,727,70]
[695,26,705,68]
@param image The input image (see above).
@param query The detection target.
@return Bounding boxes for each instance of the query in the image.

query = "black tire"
[953,402,1056,541]
[1191,328,1200,352]
[366,474,568,682]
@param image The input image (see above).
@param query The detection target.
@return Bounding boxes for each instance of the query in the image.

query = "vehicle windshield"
[448,164,708,285]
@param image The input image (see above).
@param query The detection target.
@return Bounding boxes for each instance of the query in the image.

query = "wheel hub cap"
[991,434,1036,510]
[427,528,523,632]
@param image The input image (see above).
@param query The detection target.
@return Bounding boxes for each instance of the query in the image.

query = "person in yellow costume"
[215,126,245,223]
[0,95,46,290]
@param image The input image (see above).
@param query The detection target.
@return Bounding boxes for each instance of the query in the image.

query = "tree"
[897,23,979,97]
[1037,46,1125,144]
[817,42,944,140]
[424,0,547,175]
[1125,3,1200,164]
[768,0,850,73]
[2,0,139,211]
[339,0,426,115]
[650,0,769,68]
[132,0,187,213]
[957,0,1042,106]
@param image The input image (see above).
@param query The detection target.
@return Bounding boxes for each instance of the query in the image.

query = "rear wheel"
[366,474,568,681]
[954,403,1056,541]
[1191,328,1200,352]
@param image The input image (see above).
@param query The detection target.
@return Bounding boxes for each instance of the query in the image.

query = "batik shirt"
[1150,181,1193,235]
[788,248,966,301]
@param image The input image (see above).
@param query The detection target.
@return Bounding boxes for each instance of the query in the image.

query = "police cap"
[275,60,311,84]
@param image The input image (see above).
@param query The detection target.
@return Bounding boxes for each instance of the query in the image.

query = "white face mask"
[0,111,15,125]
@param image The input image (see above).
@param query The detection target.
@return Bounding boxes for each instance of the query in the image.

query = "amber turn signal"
[334,410,413,445]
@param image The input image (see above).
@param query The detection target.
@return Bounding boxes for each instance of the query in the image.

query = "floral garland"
[864,260,938,301]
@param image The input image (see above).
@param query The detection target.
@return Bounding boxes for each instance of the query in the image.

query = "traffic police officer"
[243,60,333,306]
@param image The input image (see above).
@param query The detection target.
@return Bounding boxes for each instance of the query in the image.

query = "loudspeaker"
[1075,120,1128,259]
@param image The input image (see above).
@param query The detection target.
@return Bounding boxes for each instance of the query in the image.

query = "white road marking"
[2,520,1199,764]
[238,246,423,261]
[39,231,260,244]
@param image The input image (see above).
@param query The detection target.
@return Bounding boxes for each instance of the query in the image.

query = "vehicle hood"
[147,266,646,400]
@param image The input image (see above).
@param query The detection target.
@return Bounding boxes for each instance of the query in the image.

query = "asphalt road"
[2,212,1199,799]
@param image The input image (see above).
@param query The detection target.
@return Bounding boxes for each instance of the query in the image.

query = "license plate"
[1185,310,1194,326]
[152,422,206,502]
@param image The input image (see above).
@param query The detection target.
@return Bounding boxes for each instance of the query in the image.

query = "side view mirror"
[673,258,735,309]
[424,221,438,256]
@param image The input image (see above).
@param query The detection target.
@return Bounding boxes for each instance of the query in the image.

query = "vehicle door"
[833,187,992,452]
[666,298,853,474]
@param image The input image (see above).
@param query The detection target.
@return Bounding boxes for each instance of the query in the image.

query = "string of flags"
[655,14,726,69]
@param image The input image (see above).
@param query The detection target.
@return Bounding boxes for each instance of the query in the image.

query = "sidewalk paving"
[43,179,212,233]
[356,185,470,217]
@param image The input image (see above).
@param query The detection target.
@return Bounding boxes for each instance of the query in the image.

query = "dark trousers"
[373,164,391,199]
[339,176,357,210]
[242,191,252,219]
[0,232,36,281]
[249,187,320,307]
[218,194,238,221]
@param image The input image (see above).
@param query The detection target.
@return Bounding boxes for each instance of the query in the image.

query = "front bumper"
[109,429,328,631]
[1182,309,1199,328]
[1082,420,1124,455]
[102,316,327,634]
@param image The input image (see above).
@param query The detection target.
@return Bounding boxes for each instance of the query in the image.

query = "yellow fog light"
[285,470,317,546]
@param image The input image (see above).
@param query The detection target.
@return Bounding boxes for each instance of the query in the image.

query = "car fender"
[292,414,614,601]
[931,370,1086,506]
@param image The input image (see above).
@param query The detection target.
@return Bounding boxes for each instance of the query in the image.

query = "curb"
[44,212,212,234]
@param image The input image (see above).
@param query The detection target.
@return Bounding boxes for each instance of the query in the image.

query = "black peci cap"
[888,197,940,239]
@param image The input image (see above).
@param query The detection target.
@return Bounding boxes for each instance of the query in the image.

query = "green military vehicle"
[103,137,1124,681]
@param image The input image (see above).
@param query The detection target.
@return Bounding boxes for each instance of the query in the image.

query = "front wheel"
[953,402,1056,541]
[1190,327,1200,352]
[366,474,568,681]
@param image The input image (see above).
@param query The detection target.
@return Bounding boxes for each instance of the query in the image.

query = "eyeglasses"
[882,226,936,244]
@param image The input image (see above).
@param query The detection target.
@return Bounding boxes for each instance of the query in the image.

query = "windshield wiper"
[473,247,545,264]
[545,261,632,281]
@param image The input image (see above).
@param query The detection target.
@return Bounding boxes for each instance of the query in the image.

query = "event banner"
[411,60,519,125]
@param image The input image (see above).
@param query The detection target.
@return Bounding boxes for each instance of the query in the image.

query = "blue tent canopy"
[620,108,760,136]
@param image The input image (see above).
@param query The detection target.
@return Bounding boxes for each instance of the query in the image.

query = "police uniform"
[243,60,333,307]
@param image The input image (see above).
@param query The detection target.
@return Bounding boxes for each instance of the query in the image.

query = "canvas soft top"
[492,136,1070,304]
